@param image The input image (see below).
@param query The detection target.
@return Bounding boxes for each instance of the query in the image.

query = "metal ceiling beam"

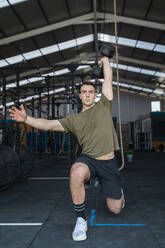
[116,56,165,70]
[56,52,165,71]
[4,52,164,83]
[0,13,94,46]
[47,53,165,71]
[115,76,155,89]
[66,12,165,31]
[98,13,165,31]
[0,12,164,46]
[76,20,114,24]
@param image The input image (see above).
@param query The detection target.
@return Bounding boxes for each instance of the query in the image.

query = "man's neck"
[82,103,95,112]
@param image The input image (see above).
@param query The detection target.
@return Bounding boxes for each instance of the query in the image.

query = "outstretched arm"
[9,104,65,132]
[99,57,113,101]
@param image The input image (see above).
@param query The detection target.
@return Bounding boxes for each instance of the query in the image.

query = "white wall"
[112,90,165,123]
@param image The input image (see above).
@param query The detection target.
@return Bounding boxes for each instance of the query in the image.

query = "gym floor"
[0,152,165,248]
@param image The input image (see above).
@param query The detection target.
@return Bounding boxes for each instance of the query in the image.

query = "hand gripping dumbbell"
[92,44,115,78]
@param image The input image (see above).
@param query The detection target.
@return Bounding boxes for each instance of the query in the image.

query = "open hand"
[9,104,27,122]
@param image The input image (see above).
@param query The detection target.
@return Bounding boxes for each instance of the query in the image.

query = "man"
[9,57,124,242]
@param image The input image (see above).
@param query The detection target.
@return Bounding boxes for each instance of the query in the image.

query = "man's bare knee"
[108,205,122,214]
[70,162,90,183]
[106,197,122,214]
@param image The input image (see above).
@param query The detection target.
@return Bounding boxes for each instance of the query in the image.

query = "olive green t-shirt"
[59,93,119,158]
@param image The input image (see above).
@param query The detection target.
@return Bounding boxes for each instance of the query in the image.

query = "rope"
[113,0,125,171]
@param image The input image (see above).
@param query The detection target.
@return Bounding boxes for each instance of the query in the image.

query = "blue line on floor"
[90,210,146,227]
[95,223,146,226]
[90,209,96,226]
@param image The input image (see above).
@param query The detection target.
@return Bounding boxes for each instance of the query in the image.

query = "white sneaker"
[72,217,87,241]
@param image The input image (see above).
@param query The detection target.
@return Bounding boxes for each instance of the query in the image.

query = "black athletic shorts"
[74,154,122,199]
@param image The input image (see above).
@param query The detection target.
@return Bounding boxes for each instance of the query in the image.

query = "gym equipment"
[16,144,34,180]
[0,119,16,148]
[92,44,115,78]
[0,117,34,185]
[0,145,20,190]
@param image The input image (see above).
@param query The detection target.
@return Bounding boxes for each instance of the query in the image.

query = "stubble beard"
[83,99,95,108]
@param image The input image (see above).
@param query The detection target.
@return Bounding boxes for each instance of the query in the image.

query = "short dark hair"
[79,81,96,93]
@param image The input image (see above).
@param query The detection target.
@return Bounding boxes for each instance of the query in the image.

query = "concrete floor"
[0,152,165,248]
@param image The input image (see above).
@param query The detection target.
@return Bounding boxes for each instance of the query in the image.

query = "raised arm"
[9,104,65,132]
[99,57,113,101]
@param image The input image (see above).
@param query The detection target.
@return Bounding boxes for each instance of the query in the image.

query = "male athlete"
[9,57,124,242]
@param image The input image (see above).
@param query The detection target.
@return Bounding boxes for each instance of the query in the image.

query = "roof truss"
[0,12,165,46]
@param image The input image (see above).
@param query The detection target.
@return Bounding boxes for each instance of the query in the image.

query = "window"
[151,101,160,112]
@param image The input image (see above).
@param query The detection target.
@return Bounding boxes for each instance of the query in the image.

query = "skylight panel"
[154,44,165,53]
[77,34,94,45]
[40,44,59,55]
[0,60,9,67]
[142,88,153,93]
[77,65,89,70]
[98,33,116,43]
[98,33,165,53]
[154,71,165,78]
[42,68,70,76]
[28,77,43,83]
[1,34,165,69]
[141,68,155,76]
[54,68,70,75]
[0,0,9,8]
[24,50,41,60]
[6,54,24,64]
[59,39,77,50]
[5,79,29,89]
[112,63,163,77]
[0,36,93,69]
[6,83,16,89]
[113,81,130,88]
[127,66,141,73]
[112,64,127,70]
[119,82,130,88]
[131,85,142,91]
[118,37,137,47]
[0,0,26,8]
[53,87,65,93]
[0,100,17,108]
[118,64,127,70]
[136,40,155,50]
[19,79,29,86]
[43,72,55,77]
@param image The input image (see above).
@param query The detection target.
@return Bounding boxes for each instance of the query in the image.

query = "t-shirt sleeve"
[100,93,112,108]
[58,114,74,133]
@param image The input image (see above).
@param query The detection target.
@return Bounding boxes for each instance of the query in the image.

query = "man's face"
[79,84,97,107]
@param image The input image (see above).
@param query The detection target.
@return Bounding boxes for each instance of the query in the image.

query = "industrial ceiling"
[0,0,165,108]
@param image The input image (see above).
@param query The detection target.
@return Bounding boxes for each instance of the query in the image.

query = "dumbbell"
[92,44,115,78]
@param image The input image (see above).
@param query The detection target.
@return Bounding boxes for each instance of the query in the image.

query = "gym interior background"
[0,0,165,247]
